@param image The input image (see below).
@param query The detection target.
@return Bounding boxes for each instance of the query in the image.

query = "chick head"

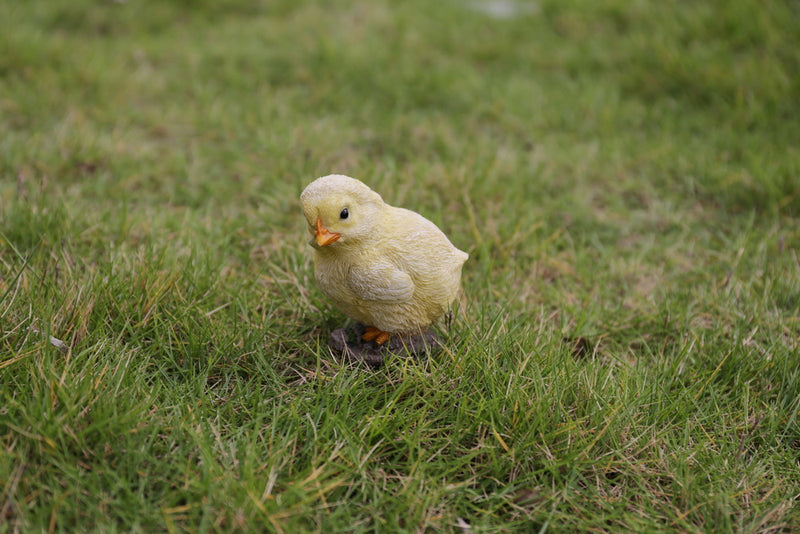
[300,174,385,249]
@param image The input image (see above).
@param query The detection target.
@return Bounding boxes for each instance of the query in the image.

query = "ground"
[1,0,799,532]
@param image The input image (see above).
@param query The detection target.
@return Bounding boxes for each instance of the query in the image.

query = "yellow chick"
[300,174,468,345]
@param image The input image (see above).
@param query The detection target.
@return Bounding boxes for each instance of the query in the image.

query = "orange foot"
[362,326,390,345]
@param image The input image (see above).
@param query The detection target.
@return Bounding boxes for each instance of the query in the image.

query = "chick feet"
[329,324,441,365]
[362,326,390,345]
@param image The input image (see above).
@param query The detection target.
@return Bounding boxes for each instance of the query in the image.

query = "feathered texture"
[300,174,468,337]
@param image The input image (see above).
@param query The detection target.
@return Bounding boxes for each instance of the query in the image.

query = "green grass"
[2,0,799,531]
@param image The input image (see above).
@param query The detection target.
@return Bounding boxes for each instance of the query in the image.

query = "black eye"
[339,208,349,219]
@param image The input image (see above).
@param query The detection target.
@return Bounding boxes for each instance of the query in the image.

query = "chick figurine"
[300,174,468,346]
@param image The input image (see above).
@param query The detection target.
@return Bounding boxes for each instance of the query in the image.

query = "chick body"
[300,175,468,337]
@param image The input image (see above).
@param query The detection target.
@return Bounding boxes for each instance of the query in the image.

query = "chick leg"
[362,326,390,345]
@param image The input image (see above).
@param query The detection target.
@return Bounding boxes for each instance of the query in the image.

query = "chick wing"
[347,261,415,303]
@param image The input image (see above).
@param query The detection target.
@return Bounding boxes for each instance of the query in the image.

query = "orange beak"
[315,217,341,247]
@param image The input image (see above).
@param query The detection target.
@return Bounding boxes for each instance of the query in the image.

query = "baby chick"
[300,174,468,345]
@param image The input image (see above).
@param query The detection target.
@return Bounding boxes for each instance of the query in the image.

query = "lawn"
[1,0,799,532]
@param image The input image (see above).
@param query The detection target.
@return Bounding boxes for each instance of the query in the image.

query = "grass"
[1,0,799,531]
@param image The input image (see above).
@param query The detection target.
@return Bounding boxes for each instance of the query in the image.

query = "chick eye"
[339,208,349,220]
